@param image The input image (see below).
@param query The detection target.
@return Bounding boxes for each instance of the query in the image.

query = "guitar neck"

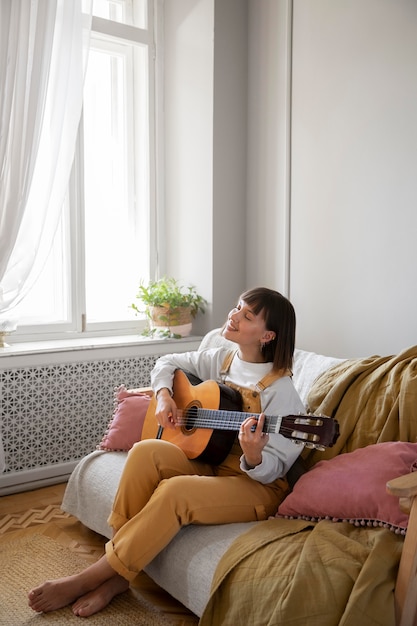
[185,407,282,434]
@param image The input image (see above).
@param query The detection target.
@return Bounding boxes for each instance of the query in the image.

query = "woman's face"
[223,299,274,347]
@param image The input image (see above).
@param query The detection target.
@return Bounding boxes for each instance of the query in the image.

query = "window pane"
[83,39,150,324]
[12,2,154,339]
[13,201,71,325]
[92,0,147,29]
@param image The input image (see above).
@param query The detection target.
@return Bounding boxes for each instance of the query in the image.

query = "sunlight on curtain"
[0,0,92,315]
[0,0,92,471]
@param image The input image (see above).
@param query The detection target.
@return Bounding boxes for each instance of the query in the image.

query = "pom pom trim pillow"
[277,441,417,535]
[98,385,151,451]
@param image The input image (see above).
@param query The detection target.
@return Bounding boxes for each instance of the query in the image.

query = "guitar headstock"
[281,414,340,450]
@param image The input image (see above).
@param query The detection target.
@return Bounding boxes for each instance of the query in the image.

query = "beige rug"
[0,534,173,625]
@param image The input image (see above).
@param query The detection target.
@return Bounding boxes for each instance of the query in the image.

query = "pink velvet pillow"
[98,386,151,451]
[277,442,417,535]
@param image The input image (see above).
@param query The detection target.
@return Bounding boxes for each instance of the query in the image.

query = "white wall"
[289,0,417,357]
[163,0,247,334]
[246,0,292,293]
[212,0,248,324]
[164,0,417,357]
[163,0,215,331]
[245,0,417,358]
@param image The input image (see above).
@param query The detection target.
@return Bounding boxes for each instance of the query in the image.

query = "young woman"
[28,287,305,617]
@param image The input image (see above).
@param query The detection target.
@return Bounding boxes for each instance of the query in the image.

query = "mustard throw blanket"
[200,346,417,626]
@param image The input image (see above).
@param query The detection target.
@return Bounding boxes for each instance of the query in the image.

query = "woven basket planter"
[149,305,193,336]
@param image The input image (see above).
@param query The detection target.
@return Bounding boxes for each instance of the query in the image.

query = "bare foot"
[72,576,130,617]
[28,552,123,614]
[28,575,87,613]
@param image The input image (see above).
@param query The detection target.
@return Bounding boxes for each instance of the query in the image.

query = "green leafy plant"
[131,277,207,338]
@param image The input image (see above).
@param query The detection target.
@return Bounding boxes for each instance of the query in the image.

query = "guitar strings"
[171,409,330,443]
[173,408,284,433]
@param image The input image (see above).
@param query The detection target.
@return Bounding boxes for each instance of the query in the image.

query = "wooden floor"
[0,483,199,625]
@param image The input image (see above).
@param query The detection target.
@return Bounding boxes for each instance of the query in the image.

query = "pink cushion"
[98,386,151,451]
[277,441,417,534]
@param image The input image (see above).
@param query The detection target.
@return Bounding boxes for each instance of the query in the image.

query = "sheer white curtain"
[0,0,92,472]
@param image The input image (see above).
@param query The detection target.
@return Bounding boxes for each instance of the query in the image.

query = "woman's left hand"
[238,414,269,468]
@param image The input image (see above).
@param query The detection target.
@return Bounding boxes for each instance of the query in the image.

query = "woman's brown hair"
[239,287,296,372]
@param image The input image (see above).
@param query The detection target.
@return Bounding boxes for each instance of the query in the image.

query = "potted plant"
[131,277,207,338]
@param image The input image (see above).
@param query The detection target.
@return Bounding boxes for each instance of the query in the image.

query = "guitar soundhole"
[181,404,200,434]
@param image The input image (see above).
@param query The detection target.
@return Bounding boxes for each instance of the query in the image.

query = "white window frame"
[11,0,161,344]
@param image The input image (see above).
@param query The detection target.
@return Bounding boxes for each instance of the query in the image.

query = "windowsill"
[0,334,203,365]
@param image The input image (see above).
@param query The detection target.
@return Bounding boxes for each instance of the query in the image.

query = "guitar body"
[142,370,243,464]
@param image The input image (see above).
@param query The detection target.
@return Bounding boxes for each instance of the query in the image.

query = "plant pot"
[149,305,193,337]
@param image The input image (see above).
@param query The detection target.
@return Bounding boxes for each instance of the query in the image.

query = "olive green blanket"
[200,346,417,626]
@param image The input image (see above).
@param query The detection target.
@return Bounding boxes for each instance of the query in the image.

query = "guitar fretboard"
[177,407,283,433]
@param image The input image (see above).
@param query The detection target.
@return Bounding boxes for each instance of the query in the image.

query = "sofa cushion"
[98,386,151,451]
[292,348,346,404]
[277,441,417,534]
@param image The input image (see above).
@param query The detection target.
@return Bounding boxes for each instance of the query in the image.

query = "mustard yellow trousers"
[105,438,287,582]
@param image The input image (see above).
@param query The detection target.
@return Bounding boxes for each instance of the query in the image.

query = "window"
[13,0,156,340]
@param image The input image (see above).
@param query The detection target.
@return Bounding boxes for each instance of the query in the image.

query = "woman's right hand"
[154,388,178,429]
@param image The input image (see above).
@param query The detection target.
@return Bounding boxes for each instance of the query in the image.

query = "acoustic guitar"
[141,369,339,465]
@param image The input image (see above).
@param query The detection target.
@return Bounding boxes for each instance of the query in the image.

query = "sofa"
[62,329,417,625]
